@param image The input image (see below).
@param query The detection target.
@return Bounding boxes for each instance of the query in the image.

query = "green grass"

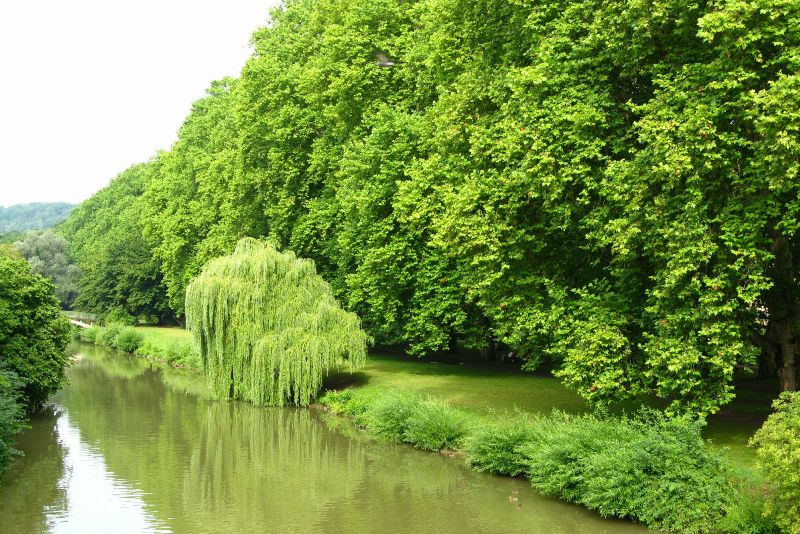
[135,326,192,344]
[131,326,774,465]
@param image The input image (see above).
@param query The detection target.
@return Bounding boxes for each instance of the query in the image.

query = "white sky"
[0,0,280,207]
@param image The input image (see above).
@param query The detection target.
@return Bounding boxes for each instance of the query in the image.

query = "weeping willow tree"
[185,238,368,406]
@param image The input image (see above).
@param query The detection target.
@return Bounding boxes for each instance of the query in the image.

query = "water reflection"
[1,345,646,533]
[0,407,66,533]
[49,413,169,533]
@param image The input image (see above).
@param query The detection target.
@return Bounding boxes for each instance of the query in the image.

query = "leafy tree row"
[0,203,75,233]
[62,0,800,415]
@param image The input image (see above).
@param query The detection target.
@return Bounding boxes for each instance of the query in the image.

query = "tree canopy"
[186,238,368,406]
[60,164,172,324]
[61,0,800,415]
[0,203,75,233]
[13,231,80,309]
[0,250,71,407]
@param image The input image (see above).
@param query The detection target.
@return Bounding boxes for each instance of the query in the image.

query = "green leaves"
[750,392,800,533]
[0,250,71,408]
[65,0,800,415]
[185,238,368,406]
[61,164,170,323]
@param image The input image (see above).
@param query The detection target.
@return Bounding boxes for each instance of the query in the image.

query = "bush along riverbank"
[76,324,201,370]
[320,388,786,534]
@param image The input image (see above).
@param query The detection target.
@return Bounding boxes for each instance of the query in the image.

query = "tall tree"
[186,238,368,406]
[0,250,71,407]
[13,231,80,309]
[61,165,171,323]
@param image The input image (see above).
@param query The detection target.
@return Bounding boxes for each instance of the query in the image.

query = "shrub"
[464,413,538,476]
[319,389,374,418]
[521,411,635,502]
[718,474,780,534]
[114,327,143,353]
[579,411,732,532]
[164,341,201,369]
[750,392,800,533]
[359,390,417,441]
[320,389,469,451]
[404,397,471,451]
[96,323,123,349]
[179,343,201,369]
[79,325,100,343]
[519,409,742,533]
[104,307,136,325]
[135,337,164,360]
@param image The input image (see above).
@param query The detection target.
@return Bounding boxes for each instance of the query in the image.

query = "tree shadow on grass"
[323,370,371,390]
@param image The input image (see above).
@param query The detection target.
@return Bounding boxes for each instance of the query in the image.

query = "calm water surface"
[0,344,647,533]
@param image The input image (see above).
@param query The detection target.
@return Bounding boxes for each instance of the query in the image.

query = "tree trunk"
[757,323,778,379]
[448,330,459,354]
[766,234,799,391]
[775,320,797,391]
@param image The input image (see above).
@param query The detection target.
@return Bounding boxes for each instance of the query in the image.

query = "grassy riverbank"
[74,324,786,531]
[109,326,772,466]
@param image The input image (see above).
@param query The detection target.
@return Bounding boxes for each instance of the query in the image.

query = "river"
[0,343,647,533]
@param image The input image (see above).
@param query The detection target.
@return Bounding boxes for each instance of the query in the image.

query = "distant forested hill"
[0,203,76,232]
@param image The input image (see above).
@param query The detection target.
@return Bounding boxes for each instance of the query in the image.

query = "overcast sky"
[0,0,280,207]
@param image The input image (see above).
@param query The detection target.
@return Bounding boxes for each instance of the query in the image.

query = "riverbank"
[6,342,647,533]
[77,325,776,467]
[73,324,783,532]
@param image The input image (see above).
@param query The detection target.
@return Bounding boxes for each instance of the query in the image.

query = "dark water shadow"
[0,405,68,532]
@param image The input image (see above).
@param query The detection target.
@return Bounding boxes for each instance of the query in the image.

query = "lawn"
[134,326,773,465]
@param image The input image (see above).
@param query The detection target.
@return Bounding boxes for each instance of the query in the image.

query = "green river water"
[0,343,647,533]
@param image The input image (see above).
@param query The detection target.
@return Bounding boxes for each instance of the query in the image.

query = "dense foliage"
[60,165,171,324]
[0,370,26,475]
[0,251,71,407]
[0,203,74,233]
[13,231,80,309]
[61,0,800,415]
[185,238,368,406]
[520,411,743,533]
[750,392,800,533]
[465,412,537,477]
[0,232,24,245]
[0,250,71,475]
